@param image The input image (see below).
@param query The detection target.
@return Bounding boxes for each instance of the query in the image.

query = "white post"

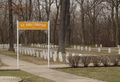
[48,20,50,68]
[17,20,19,69]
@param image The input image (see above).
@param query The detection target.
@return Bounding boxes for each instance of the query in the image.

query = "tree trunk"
[58,0,67,53]
[65,0,71,47]
[92,0,96,45]
[53,2,60,45]
[8,0,14,51]
[25,1,29,46]
[115,0,119,46]
[81,0,85,45]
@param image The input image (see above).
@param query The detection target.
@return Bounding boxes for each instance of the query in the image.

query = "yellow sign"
[19,22,48,30]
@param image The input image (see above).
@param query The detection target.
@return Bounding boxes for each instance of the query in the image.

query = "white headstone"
[108,48,111,53]
[22,48,24,54]
[95,44,97,48]
[40,52,43,58]
[53,53,57,61]
[66,53,69,63]
[100,44,102,48]
[27,49,30,55]
[89,47,91,51]
[19,49,22,54]
[72,53,75,56]
[77,46,80,50]
[118,49,120,55]
[79,54,82,62]
[118,45,120,48]
[98,47,101,52]
[50,51,53,58]
[59,52,63,62]
[32,49,35,56]
[81,46,83,51]
[85,46,88,51]
[43,50,46,59]
[30,49,33,56]
[79,54,82,56]
[24,49,27,55]
[36,51,39,57]
[74,45,76,50]
[53,51,57,59]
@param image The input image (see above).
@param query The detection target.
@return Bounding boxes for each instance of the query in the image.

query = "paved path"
[0,54,105,82]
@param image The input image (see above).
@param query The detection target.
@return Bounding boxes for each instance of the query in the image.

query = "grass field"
[56,66,120,82]
[1,47,120,82]
[0,70,54,82]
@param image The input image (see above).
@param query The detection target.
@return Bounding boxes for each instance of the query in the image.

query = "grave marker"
[77,46,80,50]
[66,53,69,63]
[81,46,83,51]
[74,45,76,50]
[98,47,101,52]
[108,48,111,53]
[89,47,91,51]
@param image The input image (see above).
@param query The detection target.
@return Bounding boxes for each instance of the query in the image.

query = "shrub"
[81,56,91,67]
[91,56,101,67]
[109,55,120,66]
[100,55,111,66]
[67,55,81,68]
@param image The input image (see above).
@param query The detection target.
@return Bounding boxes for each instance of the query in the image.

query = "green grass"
[56,67,120,82]
[0,70,54,82]
[66,48,118,56]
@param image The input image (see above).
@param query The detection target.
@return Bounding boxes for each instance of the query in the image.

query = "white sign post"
[17,20,50,69]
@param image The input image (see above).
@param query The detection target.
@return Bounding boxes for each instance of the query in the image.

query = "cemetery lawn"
[0,70,54,82]
[66,48,118,55]
[0,50,64,65]
[56,67,120,82]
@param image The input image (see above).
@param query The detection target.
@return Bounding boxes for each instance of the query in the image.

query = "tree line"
[0,0,120,52]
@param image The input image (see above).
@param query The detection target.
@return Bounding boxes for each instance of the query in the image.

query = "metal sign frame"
[17,20,50,69]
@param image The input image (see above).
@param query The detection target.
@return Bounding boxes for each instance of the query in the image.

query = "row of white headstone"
[0,44,22,49]
[95,44,120,49]
[0,44,9,49]
[39,50,63,62]
[74,45,91,51]
[98,48,120,54]
[74,45,120,54]
[15,48,63,62]
[31,43,57,49]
